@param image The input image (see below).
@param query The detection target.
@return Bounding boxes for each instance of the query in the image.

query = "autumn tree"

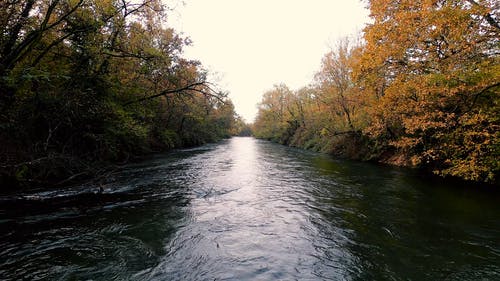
[356,0,499,182]
[253,1,498,184]
[253,84,292,142]
[314,37,368,135]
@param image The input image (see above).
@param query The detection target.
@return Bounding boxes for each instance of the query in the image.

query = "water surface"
[1,137,499,280]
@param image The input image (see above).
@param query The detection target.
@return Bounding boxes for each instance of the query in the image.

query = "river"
[0,137,499,280]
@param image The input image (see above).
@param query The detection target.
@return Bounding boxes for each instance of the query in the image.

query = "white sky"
[169,0,369,122]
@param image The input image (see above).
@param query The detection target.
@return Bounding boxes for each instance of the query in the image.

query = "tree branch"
[466,81,500,112]
[123,81,226,106]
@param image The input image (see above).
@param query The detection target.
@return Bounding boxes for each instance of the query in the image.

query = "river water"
[0,137,499,280]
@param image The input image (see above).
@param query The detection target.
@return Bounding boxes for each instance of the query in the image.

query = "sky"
[169,0,370,122]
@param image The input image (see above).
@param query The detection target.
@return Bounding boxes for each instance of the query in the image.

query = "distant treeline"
[0,0,248,189]
[253,0,499,184]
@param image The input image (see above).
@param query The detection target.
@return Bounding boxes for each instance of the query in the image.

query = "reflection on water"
[0,137,499,280]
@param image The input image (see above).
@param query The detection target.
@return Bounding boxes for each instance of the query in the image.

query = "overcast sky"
[169,0,370,122]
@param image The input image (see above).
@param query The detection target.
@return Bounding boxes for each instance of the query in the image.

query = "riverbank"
[251,0,499,185]
[255,133,499,189]
[0,0,248,193]
[0,135,235,193]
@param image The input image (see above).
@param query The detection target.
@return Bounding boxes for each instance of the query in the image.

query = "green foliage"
[0,0,239,189]
[159,130,181,149]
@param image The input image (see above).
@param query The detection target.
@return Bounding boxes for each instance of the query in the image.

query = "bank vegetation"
[253,0,499,185]
[0,0,246,189]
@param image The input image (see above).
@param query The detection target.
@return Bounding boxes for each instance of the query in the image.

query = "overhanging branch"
[123,81,226,106]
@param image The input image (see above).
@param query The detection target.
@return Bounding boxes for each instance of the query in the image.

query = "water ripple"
[1,137,499,280]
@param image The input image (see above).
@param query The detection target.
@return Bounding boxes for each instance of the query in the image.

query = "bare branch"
[123,81,226,106]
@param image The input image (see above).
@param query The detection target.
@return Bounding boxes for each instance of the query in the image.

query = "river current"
[1,137,499,280]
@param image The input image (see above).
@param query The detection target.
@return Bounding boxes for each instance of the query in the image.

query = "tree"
[253,84,295,142]
[355,0,499,182]
[315,37,365,134]
[0,0,238,188]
